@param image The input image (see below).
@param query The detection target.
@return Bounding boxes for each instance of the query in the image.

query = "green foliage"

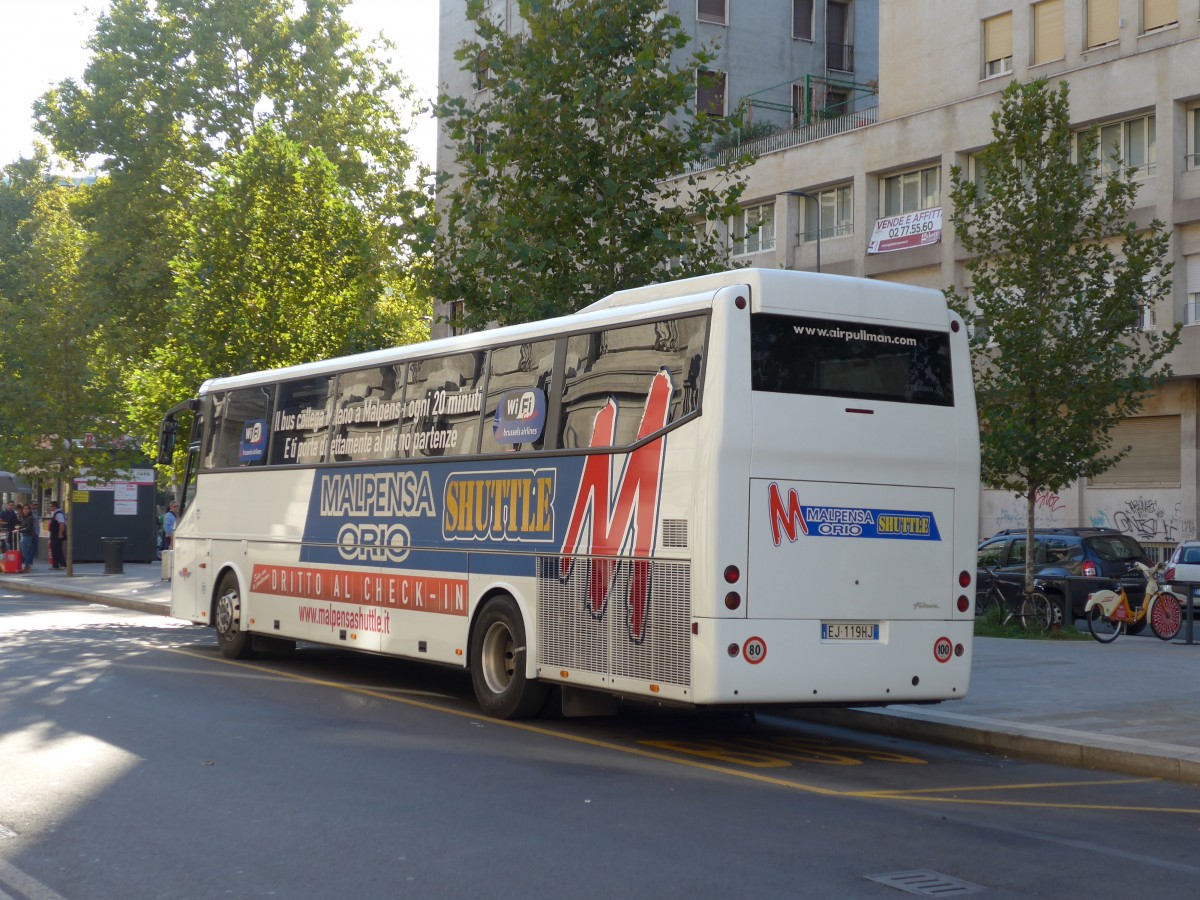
[124,126,429,446]
[433,0,747,330]
[946,80,1179,591]
[0,153,133,480]
[30,0,432,457]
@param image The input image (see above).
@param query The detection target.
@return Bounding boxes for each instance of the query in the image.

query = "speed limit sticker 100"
[743,636,767,664]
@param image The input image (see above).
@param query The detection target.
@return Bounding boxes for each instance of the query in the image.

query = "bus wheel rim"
[480,621,515,694]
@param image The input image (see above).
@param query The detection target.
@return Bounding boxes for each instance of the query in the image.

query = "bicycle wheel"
[977,587,1005,622]
[1149,592,1183,641]
[1018,592,1052,632]
[1087,605,1122,643]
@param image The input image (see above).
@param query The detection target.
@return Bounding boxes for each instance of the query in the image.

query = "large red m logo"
[560,370,672,642]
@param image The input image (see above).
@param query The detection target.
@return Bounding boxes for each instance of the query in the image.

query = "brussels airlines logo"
[768,483,940,544]
[560,370,672,643]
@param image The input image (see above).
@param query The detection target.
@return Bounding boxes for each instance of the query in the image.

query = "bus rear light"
[691,622,699,635]
[734,295,747,310]
[649,684,660,693]
[723,565,740,584]
[956,595,969,612]
[727,643,739,657]
[725,592,742,610]
[560,670,571,678]
[958,570,971,588]
[955,643,965,657]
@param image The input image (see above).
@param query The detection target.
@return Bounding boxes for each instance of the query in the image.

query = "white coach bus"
[158,269,979,718]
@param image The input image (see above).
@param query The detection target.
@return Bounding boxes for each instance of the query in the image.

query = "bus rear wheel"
[469,595,548,719]
[214,572,255,660]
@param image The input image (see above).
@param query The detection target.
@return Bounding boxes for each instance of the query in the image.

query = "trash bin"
[101,537,126,575]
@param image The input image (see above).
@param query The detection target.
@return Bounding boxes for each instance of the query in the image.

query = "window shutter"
[1187,255,1200,292]
[1088,0,1119,47]
[1034,1,1064,65]
[983,13,1012,64]
[1143,0,1177,32]
[1090,416,1180,486]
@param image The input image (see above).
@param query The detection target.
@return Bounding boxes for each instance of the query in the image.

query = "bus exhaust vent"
[536,557,692,688]
[660,519,689,549]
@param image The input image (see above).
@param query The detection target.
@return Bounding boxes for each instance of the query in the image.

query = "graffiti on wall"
[1089,496,1194,543]
[983,489,1071,534]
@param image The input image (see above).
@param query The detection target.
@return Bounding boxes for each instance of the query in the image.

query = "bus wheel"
[469,595,548,719]
[214,572,255,660]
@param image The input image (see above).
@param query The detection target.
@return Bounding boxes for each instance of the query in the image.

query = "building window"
[732,203,776,256]
[826,1,853,72]
[1033,0,1064,66]
[1189,106,1200,170]
[448,299,466,337]
[1142,0,1178,33]
[1186,256,1200,325]
[882,166,940,217]
[697,0,726,25]
[803,185,853,241]
[697,69,727,117]
[793,0,813,40]
[983,12,1013,78]
[1088,0,1119,48]
[473,51,490,92]
[1078,114,1156,180]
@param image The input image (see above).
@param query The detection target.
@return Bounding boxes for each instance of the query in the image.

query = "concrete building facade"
[433,1,1200,557]
[721,0,1200,557]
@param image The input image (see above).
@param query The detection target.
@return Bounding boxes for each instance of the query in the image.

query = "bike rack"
[1170,580,1200,646]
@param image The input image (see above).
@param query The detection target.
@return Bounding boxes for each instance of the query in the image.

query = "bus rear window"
[750,313,953,406]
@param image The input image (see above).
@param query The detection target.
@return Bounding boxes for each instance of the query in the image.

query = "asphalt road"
[4,593,1200,899]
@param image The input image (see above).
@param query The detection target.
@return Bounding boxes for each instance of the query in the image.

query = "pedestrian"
[162,500,178,551]
[29,500,40,564]
[19,504,36,573]
[48,501,66,569]
[0,501,17,551]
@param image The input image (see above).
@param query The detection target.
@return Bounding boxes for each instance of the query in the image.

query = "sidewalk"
[5,564,1200,784]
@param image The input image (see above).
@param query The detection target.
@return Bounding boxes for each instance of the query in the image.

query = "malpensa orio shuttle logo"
[767,483,940,545]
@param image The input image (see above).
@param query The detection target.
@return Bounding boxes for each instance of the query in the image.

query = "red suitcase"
[3,548,22,573]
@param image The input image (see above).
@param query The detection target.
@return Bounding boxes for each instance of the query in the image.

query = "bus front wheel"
[214,572,255,660]
[469,595,548,719]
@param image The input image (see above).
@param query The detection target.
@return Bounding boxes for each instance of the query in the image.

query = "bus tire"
[469,595,548,719]
[214,572,255,660]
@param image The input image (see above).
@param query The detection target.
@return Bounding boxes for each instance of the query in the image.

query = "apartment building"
[433,1,1200,554]
[725,0,1200,555]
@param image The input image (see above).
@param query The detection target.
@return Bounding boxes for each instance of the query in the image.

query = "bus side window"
[480,340,555,454]
[400,352,486,457]
[203,385,274,469]
[269,376,336,466]
[329,364,405,461]
[558,315,707,449]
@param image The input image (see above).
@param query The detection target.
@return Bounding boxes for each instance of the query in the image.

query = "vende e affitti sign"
[867,207,942,254]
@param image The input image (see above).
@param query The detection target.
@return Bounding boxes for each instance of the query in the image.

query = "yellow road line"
[161,646,1200,814]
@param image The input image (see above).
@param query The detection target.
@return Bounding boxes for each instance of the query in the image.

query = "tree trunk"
[1024,481,1037,597]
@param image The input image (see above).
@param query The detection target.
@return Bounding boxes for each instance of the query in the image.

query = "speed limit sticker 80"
[743,636,767,664]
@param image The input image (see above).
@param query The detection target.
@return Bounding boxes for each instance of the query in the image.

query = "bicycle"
[1083,561,1182,643]
[976,567,1053,631]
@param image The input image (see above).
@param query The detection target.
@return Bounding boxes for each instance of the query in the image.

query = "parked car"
[976,527,1152,623]
[1164,541,1200,610]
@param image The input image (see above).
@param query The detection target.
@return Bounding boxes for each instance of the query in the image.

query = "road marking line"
[0,856,69,900]
[161,646,1200,814]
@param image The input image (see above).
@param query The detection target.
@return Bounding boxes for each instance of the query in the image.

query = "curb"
[0,576,170,616]
[801,708,1200,787]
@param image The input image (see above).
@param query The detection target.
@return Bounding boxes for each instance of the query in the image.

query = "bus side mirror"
[157,417,177,465]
